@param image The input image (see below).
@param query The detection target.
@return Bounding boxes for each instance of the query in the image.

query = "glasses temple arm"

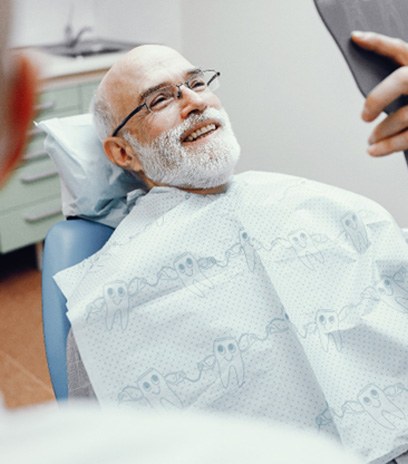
[111,103,146,137]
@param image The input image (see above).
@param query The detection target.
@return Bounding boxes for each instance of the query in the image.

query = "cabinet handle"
[23,150,48,161]
[35,100,56,112]
[20,167,58,183]
[24,206,61,223]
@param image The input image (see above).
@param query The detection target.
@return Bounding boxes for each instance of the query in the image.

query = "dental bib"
[55,171,408,464]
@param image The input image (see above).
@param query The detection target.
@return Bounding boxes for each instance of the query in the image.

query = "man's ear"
[0,54,37,185]
[103,136,143,172]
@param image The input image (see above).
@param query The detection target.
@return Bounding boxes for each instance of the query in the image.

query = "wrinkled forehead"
[105,45,196,110]
[132,46,195,83]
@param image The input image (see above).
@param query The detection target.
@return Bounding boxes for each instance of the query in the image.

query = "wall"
[181,0,408,226]
[93,0,182,50]
[10,0,96,47]
[10,0,182,50]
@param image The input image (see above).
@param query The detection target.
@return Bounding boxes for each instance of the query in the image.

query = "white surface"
[56,172,408,463]
[10,0,182,51]
[28,49,126,80]
[10,0,95,48]
[93,0,182,51]
[0,402,362,464]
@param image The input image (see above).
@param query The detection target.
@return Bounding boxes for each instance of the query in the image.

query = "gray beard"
[124,108,240,189]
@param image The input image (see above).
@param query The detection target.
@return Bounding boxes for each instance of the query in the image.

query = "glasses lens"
[146,86,176,112]
[146,70,220,112]
[187,70,220,93]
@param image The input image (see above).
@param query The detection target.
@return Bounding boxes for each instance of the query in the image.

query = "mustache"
[165,108,227,141]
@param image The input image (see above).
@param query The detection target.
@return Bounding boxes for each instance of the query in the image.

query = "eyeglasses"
[111,69,220,137]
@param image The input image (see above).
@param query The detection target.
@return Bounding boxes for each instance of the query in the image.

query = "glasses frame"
[111,69,220,137]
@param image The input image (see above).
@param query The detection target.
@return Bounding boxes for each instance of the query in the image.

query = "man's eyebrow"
[138,68,202,104]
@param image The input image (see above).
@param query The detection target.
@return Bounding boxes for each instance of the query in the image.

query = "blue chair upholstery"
[41,219,114,400]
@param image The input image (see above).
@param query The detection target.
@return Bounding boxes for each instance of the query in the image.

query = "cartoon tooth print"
[239,228,258,272]
[266,313,290,335]
[213,337,245,389]
[288,229,324,271]
[358,384,406,430]
[282,311,310,339]
[341,212,370,253]
[103,280,130,331]
[137,368,183,410]
[375,275,408,313]
[174,253,213,297]
[393,267,408,293]
[315,309,342,352]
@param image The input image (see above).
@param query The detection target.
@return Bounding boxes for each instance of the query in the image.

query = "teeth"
[186,124,216,142]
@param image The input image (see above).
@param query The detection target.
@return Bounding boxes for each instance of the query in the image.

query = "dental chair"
[42,218,114,399]
[38,113,138,400]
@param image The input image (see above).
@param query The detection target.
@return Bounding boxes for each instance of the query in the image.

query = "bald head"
[93,45,195,139]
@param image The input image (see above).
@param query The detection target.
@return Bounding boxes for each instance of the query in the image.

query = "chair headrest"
[38,113,144,228]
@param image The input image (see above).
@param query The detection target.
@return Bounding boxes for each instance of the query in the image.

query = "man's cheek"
[143,115,179,144]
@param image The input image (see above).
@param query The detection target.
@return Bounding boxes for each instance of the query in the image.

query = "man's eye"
[189,78,206,89]
[149,93,172,109]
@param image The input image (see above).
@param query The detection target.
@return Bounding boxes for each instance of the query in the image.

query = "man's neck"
[180,184,228,195]
[139,171,228,195]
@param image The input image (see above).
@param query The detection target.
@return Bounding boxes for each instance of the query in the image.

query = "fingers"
[368,106,408,144]
[367,128,408,157]
[351,31,408,66]
[361,67,408,121]
[351,32,408,157]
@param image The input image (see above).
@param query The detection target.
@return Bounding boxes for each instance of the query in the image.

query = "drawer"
[0,197,63,253]
[0,157,61,213]
[79,81,99,112]
[36,86,81,119]
[23,133,48,162]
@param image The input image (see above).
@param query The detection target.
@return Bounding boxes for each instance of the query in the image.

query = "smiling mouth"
[181,122,220,143]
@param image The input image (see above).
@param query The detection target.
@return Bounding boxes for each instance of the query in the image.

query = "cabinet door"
[0,157,60,213]
[0,82,87,253]
[79,80,100,113]
[0,198,63,253]
[37,86,82,118]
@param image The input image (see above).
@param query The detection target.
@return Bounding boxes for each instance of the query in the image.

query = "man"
[59,42,408,464]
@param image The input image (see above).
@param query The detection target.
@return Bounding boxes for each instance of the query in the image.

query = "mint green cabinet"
[0,78,101,253]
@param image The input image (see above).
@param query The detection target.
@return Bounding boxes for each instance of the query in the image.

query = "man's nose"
[178,86,207,119]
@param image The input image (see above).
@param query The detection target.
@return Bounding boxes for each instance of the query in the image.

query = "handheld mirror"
[313,0,408,161]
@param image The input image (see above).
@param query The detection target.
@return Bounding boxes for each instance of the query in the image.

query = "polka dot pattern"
[56,172,408,463]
